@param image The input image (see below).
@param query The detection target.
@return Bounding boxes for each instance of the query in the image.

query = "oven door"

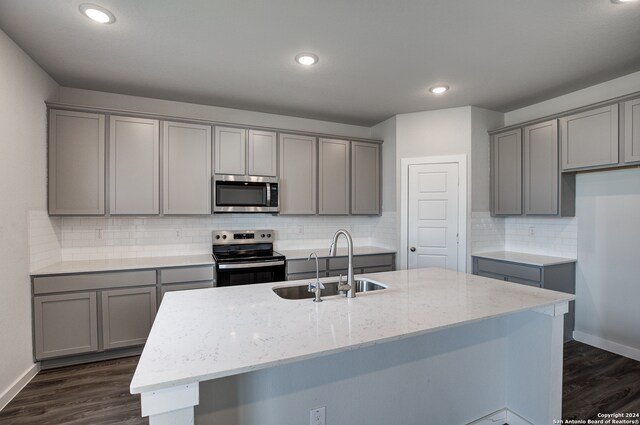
[216,260,286,287]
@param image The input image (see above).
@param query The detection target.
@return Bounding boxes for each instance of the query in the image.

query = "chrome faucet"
[329,229,355,298]
[307,252,324,302]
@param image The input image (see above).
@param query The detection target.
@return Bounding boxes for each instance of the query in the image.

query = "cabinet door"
[48,110,105,215]
[214,126,246,175]
[34,292,98,359]
[491,129,522,215]
[560,105,619,170]
[351,142,380,215]
[624,99,640,163]
[101,287,157,350]
[248,130,277,176]
[278,134,317,214]
[162,121,212,215]
[319,138,350,215]
[109,116,160,214]
[524,120,558,215]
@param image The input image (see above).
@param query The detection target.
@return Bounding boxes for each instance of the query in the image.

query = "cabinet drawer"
[159,281,214,301]
[159,266,214,284]
[475,259,541,282]
[34,270,157,294]
[287,259,327,274]
[329,254,394,270]
[287,272,325,281]
[361,265,394,274]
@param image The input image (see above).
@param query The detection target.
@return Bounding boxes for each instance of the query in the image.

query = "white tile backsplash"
[52,212,398,261]
[470,211,505,253]
[28,210,62,271]
[504,216,577,258]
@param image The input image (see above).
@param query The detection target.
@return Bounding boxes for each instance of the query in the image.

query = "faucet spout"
[329,229,355,298]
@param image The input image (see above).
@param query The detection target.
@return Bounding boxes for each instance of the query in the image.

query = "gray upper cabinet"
[491,129,522,216]
[214,126,246,175]
[278,134,317,215]
[319,138,350,215]
[248,130,277,177]
[351,142,380,215]
[101,287,157,350]
[560,104,619,171]
[523,120,558,215]
[109,116,160,215]
[48,109,105,215]
[624,98,640,163]
[162,121,212,215]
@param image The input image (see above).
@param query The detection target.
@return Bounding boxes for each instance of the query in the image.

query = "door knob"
[410,247,416,252]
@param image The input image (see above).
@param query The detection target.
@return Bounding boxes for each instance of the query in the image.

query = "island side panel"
[506,303,567,424]
[196,316,510,425]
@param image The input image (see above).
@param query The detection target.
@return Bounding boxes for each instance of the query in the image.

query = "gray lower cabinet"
[472,256,576,340]
[33,292,98,359]
[286,253,395,281]
[560,104,619,171]
[278,133,317,215]
[162,121,212,215]
[110,116,160,214]
[48,109,105,215]
[32,270,157,363]
[214,126,246,175]
[158,265,215,303]
[319,138,350,215]
[351,142,380,215]
[101,287,157,350]
[624,98,640,163]
[491,129,522,216]
[248,129,277,177]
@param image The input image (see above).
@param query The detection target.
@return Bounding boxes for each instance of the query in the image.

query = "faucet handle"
[308,281,325,293]
[337,273,350,293]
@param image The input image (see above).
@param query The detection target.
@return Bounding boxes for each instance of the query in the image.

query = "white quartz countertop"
[277,245,396,260]
[130,267,574,394]
[472,251,576,267]
[31,254,215,276]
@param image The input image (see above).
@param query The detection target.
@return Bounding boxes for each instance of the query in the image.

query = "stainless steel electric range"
[212,230,285,287]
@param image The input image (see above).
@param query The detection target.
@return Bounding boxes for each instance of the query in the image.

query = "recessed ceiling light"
[79,4,116,24]
[295,53,319,66]
[429,85,450,95]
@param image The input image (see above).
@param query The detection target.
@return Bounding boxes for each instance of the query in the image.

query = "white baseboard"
[574,331,640,362]
[0,363,40,412]
[468,408,533,425]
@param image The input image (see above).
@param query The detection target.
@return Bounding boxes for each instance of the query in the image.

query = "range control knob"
[267,233,272,238]
[261,233,266,238]
[222,235,227,240]
[215,235,220,240]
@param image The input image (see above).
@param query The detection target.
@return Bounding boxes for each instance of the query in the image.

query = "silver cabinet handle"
[218,260,284,270]
[410,247,416,252]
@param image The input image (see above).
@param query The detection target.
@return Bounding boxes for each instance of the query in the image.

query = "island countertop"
[130,267,574,394]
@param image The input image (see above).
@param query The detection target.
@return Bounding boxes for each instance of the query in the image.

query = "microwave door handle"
[218,260,284,270]
[266,183,271,205]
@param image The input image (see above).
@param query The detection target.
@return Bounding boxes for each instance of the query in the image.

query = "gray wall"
[0,28,59,406]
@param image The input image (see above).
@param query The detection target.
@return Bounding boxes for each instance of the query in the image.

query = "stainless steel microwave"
[213,175,279,213]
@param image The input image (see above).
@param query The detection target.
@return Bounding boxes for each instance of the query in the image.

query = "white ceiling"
[1,0,639,126]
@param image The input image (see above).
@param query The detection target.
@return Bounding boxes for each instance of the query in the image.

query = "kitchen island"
[130,268,574,425]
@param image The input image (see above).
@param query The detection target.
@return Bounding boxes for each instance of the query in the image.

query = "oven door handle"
[218,260,285,270]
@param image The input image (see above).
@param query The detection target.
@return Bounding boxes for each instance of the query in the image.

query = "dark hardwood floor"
[563,340,640,419]
[0,341,639,424]
[0,356,146,425]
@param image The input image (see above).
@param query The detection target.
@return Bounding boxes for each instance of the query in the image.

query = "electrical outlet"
[528,226,536,237]
[95,229,103,240]
[297,226,305,235]
[310,407,325,425]
[175,229,182,239]
[348,224,354,232]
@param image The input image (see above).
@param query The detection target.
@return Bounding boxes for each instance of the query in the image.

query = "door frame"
[400,155,467,272]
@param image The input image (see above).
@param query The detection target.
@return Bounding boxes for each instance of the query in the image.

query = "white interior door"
[407,163,459,270]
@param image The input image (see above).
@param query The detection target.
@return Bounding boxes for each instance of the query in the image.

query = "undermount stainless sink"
[273,278,387,300]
